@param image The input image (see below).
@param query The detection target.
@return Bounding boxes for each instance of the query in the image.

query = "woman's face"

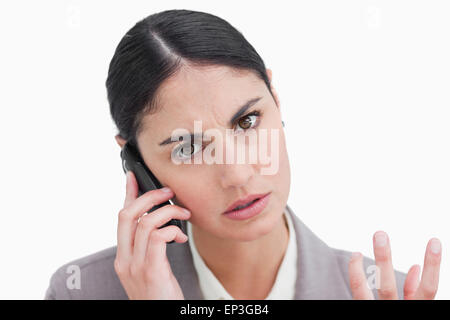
[132,64,290,242]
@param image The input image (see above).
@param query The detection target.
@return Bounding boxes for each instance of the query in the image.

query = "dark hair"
[105,9,275,144]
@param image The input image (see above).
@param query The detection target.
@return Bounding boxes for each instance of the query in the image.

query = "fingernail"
[161,187,171,193]
[183,208,191,215]
[430,238,441,254]
[352,252,361,259]
[374,232,387,247]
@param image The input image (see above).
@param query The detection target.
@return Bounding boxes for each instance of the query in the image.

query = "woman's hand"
[114,171,191,300]
[349,231,442,299]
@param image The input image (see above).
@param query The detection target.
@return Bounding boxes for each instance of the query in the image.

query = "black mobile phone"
[120,139,183,244]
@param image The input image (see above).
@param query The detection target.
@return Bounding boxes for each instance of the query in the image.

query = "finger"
[414,238,442,300]
[116,171,139,261]
[145,225,189,267]
[373,231,398,300]
[117,183,174,262]
[124,171,138,209]
[133,205,191,265]
[124,184,175,221]
[348,252,375,300]
[404,264,421,300]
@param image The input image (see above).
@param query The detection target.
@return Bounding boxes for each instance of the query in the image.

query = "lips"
[224,192,271,214]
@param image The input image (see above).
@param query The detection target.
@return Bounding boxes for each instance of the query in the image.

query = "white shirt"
[186,207,298,300]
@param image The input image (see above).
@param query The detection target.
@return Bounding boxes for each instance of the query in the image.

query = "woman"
[45,9,441,300]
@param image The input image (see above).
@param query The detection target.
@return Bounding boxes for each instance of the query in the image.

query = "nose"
[217,129,257,189]
[220,163,255,189]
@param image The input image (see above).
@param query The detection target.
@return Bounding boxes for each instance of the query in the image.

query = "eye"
[171,110,263,161]
[173,143,202,160]
[234,110,261,133]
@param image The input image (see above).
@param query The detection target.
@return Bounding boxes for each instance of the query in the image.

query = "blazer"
[44,204,407,299]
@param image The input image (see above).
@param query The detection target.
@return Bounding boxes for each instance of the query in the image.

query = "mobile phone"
[120,139,183,244]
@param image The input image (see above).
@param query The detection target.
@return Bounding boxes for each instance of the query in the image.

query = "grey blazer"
[44,204,407,299]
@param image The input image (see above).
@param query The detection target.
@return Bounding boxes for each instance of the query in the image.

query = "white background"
[0,0,448,299]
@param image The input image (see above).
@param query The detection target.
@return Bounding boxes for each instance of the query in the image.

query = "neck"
[191,212,290,299]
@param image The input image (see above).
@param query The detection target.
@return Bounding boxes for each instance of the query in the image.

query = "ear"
[115,134,127,149]
[266,68,280,109]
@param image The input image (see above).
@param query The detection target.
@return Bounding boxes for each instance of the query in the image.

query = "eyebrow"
[158,96,263,147]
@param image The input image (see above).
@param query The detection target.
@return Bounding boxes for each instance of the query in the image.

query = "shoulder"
[44,246,128,300]
[331,246,408,299]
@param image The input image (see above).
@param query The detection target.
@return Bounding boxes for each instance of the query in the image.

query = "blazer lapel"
[286,204,353,299]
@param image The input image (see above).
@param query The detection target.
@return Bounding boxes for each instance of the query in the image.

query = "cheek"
[258,122,291,188]
[280,133,291,189]
[270,130,291,202]
[176,189,210,211]
[169,174,219,221]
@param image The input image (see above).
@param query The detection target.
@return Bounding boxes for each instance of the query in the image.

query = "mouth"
[223,192,272,220]
[224,192,270,213]
[231,199,260,211]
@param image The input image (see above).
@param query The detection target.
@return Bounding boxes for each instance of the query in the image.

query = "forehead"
[138,64,267,143]
[156,64,263,115]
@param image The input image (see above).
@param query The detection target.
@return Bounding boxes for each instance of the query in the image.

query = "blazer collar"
[166,204,351,299]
